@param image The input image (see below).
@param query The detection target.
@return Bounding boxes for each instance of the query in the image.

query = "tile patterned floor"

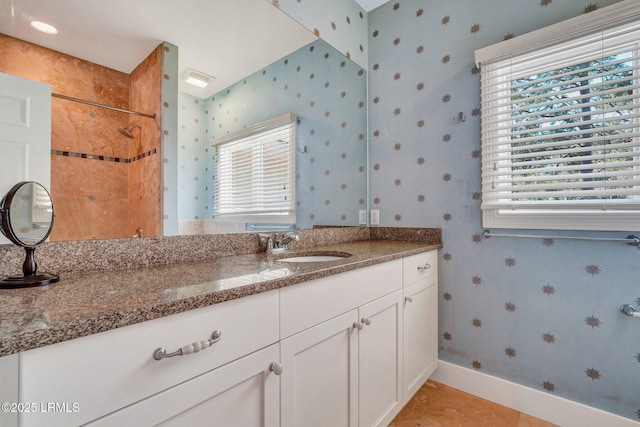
[389,380,558,427]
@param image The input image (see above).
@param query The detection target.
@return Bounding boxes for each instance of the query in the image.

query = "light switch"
[359,210,367,225]
[370,210,379,225]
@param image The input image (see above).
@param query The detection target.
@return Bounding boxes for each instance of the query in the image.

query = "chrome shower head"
[118,124,142,138]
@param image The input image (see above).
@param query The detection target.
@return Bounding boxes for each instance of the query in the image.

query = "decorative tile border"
[51,148,157,164]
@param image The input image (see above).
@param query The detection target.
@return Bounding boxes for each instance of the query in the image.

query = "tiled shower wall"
[366,0,639,422]
[0,34,161,240]
[128,45,163,239]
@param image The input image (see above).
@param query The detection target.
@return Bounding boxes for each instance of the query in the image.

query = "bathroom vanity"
[0,228,440,427]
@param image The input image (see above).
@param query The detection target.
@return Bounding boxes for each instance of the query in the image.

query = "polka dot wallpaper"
[177,92,208,222]
[274,0,369,70]
[368,0,639,421]
[176,38,367,229]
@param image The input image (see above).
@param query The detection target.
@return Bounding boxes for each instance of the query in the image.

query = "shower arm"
[119,125,142,138]
[52,93,156,119]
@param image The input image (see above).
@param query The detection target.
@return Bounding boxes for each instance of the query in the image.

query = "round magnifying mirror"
[0,181,59,288]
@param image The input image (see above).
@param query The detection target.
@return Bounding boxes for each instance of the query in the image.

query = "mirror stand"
[0,246,60,288]
[0,181,60,288]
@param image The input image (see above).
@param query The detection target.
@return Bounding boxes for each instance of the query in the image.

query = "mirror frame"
[0,181,54,247]
[0,181,59,288]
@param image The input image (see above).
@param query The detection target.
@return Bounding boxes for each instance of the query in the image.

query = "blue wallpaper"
[177,93,207,221]
[274,0,369,69]
[177,38,368,229]
[368,0,639,421]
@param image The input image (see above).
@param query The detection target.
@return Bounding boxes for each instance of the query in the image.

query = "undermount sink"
[277,251,352,263]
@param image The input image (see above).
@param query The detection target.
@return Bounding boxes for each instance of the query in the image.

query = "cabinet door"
[403,277,438,405]
[358,290,403,427]
[280,310,359,427]
[0,73,51,245]
[87,344,280,427]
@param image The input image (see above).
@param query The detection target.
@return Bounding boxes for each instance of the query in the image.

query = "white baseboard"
[431,361,640,427]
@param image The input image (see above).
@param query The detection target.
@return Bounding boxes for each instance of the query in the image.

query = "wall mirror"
[0,181,59,287]
[0,0,368,242]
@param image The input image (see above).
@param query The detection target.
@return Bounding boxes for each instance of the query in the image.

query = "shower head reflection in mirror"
[118,124,142,139]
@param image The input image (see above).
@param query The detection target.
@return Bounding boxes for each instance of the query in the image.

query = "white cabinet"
[5,249,439,427]
[280,260,405,427]
[87,344,281,427]
[18,290,280,426]
[402,251,438,404]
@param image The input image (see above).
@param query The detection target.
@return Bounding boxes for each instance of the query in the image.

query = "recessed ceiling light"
[181,68,214,88]
[30,20,58,35]
[185,74,208,88]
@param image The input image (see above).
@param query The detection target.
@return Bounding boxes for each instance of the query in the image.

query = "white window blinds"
[476,1,640,230]
[212,113,296,223]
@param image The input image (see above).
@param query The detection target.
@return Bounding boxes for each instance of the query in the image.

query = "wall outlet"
[370,210,380,225]
[359,210,367,225]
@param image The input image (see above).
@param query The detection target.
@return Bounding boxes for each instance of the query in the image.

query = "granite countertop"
[0,238,441,357]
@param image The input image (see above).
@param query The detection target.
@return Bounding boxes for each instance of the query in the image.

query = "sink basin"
[277,251,351,263]
[279,255,345,263]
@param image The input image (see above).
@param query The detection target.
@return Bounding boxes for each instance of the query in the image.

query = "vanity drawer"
[19,290,279,427]
[280,259,402,338]
[403,251,438,286]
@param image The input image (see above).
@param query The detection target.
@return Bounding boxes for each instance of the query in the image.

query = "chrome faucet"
[278,231,300,247]
[261,231,299,254]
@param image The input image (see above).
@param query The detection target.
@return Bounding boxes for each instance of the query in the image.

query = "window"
[212,113,296,223]
[476,1,640,230]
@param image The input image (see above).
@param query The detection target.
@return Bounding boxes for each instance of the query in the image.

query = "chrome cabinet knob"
[353,321,363,330]
[361,317,371,326]
[405,296,414,303]
[269,362,284,375]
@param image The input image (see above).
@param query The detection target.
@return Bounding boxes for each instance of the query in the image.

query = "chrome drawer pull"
[417,262,431,271]
[153,330,222,361]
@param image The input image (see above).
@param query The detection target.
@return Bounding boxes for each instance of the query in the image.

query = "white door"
[280,310,359,427]
[86,344,281,427]
[359,290,403,427]
[0,72,51,243]
[403,277,438,405]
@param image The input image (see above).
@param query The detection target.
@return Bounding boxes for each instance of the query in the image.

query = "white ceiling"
[0,0,317,98]
[355,0,390,12]
[0,0,390,98]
